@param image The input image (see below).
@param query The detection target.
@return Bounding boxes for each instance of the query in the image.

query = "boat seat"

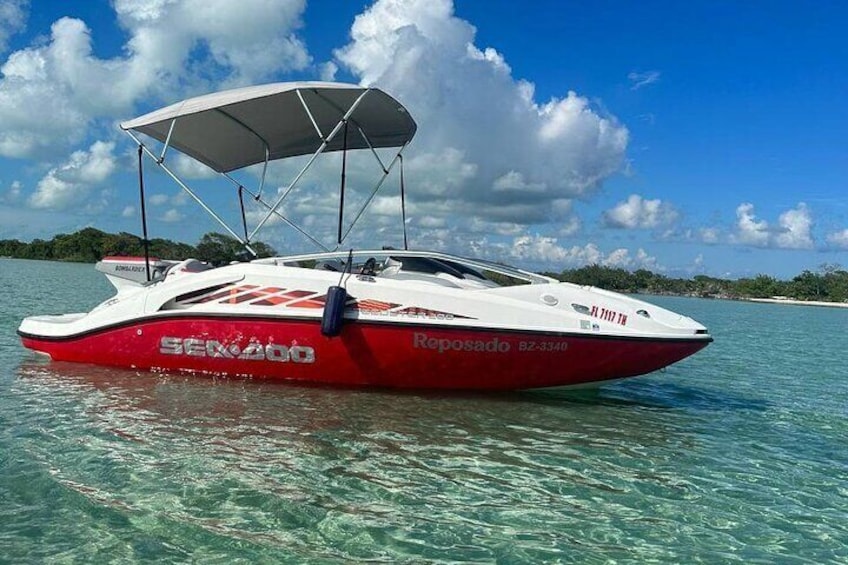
[164,258,213,281]
[315,259,345,272]
[379,269,461,288]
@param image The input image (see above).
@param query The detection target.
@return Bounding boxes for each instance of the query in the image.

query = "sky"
[0,0,846,278]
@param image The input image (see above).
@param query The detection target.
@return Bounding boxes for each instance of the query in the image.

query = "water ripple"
[2,262,847,562]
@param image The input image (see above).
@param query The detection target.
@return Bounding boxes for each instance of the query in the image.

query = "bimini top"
[120,81,417,173]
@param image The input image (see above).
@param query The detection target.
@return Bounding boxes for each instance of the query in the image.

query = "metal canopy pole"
[354,123,388,174]
[137,145,152,281]
[237,186,249,242]
[248,88,372,241]
[256,147,269,199]
[399,155,408,250]
[337,121,348,246]
[221,175,330,252]
[245,187,330,252]
[214,108,271,200]
[158,119,176,163]
[338,142,409,247]
[125,130,258,257]
[297,89,325,140]
[310,90,388,174]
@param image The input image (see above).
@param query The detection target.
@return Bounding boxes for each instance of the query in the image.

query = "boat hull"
[18,315,710,390]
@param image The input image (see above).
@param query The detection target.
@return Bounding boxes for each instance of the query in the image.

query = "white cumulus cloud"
[0,1,310,158]
[29,140,116,209]
[149,193,169,206]
[506,234,661,270]
[730,202,814,249]
[0,0,27,53]
[172,153,219,179]
[730,202,770,247]
[699,227,720,244]
[603,194,679,229]
[161,208,184,222]
[113,0,309,88]
[774,203,813,249]
[334,0,628,228]
[825,228,848,249]
[0,179,22,203]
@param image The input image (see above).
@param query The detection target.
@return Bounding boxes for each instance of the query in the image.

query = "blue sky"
[0,0,846,278]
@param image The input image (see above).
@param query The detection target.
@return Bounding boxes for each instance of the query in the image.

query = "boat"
[18,81,712,390]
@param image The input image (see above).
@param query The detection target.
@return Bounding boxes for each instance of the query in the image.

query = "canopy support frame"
[158,119,177,164]
[297,89,325,141]
[400,155,408,250]
[137,145,152,281]
[355,122,388,174]
[214,108,271,200]
[125,130,259,257]
[221,174,330,252]
[337,120,348,246]
[337,142,409,248]
[248,88,372,241]
[123,83,414,257]
[311,90,389,174]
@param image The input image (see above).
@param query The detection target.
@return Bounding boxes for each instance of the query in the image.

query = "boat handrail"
[255,249,557,285]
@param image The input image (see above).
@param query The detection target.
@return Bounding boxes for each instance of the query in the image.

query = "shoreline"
[631,292,848,309]
[745,297,848,309]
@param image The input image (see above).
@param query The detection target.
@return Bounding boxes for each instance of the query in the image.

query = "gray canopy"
[121,82,417,173]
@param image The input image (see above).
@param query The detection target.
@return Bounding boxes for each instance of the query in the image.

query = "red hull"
[19,316,710,390]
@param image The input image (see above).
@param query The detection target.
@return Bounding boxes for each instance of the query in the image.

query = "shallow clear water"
[1,258,846,563]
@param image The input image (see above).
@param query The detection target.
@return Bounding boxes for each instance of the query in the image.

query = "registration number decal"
[518,341,569,352]
[590,305,628,326]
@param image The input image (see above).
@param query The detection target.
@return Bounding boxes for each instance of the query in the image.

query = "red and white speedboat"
[18,82,711,390]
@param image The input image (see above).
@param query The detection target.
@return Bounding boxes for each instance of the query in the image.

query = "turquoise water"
[1,257,846,563]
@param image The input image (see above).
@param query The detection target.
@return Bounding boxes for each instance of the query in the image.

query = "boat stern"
[18,313,90,358]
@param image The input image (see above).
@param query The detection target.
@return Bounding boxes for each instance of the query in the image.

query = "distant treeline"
[0,228,275,266]
[545,263,848,303]
[3,228,847,303]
